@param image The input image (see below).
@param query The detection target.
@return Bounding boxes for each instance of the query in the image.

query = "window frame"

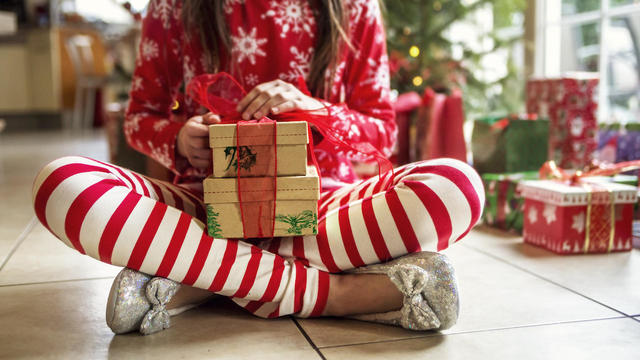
[535,0,640,122]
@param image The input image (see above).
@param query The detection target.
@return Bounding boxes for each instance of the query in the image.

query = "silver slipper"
[347,251,459,331]
[106,268,184,335]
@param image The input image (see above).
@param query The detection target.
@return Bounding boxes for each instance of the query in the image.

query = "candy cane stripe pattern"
[33,156,483,318]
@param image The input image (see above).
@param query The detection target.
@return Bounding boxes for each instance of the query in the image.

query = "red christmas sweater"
[125,0,396,187]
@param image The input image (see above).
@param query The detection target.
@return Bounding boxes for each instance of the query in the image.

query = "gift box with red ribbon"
[203,166,320,238]
[526,75,599,169]
[520,180,636,254]
[209,121,309,177]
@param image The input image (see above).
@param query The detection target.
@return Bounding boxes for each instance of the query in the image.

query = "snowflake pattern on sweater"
[262,0,316,38]
[125,0,395,185]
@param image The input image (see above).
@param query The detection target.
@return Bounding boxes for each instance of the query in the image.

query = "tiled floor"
[1,130,639,359]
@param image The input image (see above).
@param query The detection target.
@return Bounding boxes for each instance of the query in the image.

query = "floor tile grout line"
[291,317,327,360]
[0,276,114,288]
[0,216,37,272]
[460,243,634,317]
[317,316,629,350]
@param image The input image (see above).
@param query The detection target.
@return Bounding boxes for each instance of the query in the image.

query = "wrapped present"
[472,114,549,174]
[393,92,422,166]
[520,180,637,254]
[209,121,308,178]
[482,172,539,233]
[526,74,599,169]
[597,123,640,162]
[204,166,320,238]
[416,88,467,162]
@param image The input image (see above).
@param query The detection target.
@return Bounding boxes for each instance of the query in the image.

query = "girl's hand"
[177,113,220,169]
[236,79,324,120]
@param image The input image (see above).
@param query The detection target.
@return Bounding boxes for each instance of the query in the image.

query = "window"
[535,0,640,123]
[56,0,149,25]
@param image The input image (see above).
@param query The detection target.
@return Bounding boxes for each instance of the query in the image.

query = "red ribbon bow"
[187,72,394,178]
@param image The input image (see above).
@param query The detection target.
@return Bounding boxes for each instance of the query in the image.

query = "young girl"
[33,0,484,335]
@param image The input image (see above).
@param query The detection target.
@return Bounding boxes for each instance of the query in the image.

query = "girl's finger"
[190,147,212,160]
[242,92,271,120]
[237,81,278,113]
[255,94,288,119]
[189,136,210,149]
[271,100,298,115]
[203,113,221,125]
[185,121,210,137]
[190,115,204,124]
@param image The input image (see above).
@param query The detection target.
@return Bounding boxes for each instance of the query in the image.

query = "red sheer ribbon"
[187,72,394,179]
[187,73,394,239]
[235,120,277,238]
[188,73,277,238]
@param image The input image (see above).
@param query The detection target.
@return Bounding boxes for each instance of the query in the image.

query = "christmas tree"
[384,0,527,117]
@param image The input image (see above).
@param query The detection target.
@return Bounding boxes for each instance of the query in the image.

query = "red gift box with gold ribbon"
[520,180,636,254]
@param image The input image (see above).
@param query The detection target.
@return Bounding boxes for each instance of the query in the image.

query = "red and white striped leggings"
[32,156,483,318]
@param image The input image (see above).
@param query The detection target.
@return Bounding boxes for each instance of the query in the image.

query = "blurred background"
[0,1,639,174]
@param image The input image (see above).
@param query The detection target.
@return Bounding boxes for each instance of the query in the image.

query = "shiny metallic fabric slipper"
[346,251,459,331]
[106,268,182,335]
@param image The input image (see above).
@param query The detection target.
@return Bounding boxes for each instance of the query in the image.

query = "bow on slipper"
[388,265,442,331]
[140,277,180,335]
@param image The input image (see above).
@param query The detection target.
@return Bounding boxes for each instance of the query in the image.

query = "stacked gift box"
[203,121,320,238]
[470,73,640,253]
[471,114,549,233]
[526,74,599,169]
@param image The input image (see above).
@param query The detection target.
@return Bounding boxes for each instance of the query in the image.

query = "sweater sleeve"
[322,0,397,159]
[124,0,186,175]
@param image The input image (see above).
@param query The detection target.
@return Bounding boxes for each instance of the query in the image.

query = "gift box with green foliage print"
[482,172,539,233]
[203,166,320,238]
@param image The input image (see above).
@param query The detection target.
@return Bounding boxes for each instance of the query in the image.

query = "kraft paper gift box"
[520,180,637,254]
[472,115,549,174]
[209,121,308,177]
[204,166,320,239]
